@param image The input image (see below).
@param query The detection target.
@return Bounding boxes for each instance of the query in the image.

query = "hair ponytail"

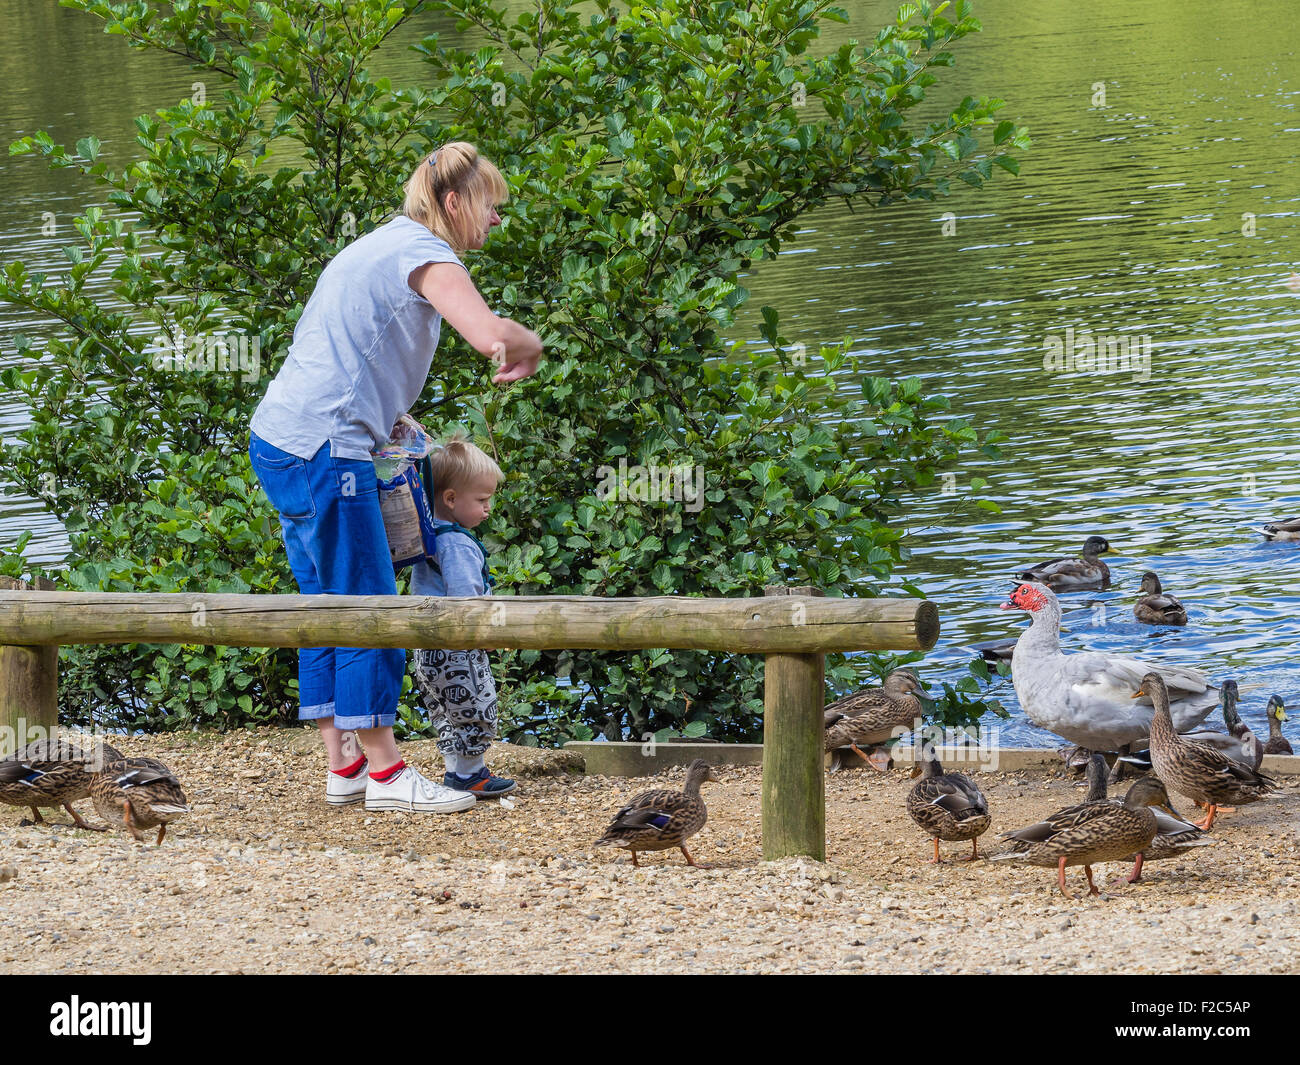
[402,141,509,253]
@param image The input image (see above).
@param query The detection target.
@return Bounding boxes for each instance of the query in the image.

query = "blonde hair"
[428,430,503,497]
[402,141,509,253]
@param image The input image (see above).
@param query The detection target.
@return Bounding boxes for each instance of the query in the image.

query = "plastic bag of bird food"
[373,414,439,570]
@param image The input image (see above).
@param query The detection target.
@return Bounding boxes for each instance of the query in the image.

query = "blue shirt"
[250,215,469,461]
[410,520,491,597]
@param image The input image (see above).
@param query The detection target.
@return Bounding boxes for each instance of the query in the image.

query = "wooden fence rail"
[0,581,940,860]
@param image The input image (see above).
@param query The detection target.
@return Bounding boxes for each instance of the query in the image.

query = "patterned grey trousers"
[412,648,499,756]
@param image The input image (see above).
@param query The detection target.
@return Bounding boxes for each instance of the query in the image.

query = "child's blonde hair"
[402,141,509,253]
[428,431,503,496]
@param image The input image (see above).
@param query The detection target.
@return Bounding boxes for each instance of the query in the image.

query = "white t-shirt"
[250,215,468,460]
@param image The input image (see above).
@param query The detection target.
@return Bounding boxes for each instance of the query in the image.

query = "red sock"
[369,760,406,784]
[331,755,367,779]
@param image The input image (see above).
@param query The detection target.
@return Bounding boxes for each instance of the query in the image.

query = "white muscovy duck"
[1004,582,1219,750]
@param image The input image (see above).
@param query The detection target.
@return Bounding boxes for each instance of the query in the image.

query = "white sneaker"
[365,766,476,814]
[326,761,369,806]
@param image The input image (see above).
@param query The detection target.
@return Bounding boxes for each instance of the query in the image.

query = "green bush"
[1,0,1022,740]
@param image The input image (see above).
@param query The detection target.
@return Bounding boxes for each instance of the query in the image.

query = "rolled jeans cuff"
[298,700,337,722]
[331,710,397,730]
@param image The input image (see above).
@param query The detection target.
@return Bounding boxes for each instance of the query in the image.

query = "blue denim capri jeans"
[248,430,404,730]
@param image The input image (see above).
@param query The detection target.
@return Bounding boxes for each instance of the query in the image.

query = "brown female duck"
[90,756,190,845]
[824,669,925,772]
[1123,779,1212,877]
[1133,571,1187,626]
[594,759,718,867]
[904,747,991,863]
[992,775,1169,898]
[0,736,124,830]
[1139,672,1275,830]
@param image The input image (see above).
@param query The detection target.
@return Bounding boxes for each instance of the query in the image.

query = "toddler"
[410,433,515,797]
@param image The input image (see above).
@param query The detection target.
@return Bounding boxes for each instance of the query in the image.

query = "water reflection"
[3,0,1300,745]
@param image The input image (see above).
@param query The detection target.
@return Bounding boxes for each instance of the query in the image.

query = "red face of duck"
[1001,583,1051,613]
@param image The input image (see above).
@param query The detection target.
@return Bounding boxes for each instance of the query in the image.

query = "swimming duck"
[1139,672,1276,831]
[90,756,190,845]
[0,736,124,830]
[594,759,718,867]
[1264,696,1292,755]
[1261,518,1300,542]
[824,670,925,772]
[1015,535,1112,592]
[991,775,1169,898]
[904,746,991,863]
[1004,582,1218,752]
[1133,571,1187,626]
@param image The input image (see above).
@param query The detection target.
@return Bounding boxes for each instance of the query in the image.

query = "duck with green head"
[1264,696,1292,755]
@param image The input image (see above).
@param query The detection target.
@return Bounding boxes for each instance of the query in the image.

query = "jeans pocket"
[250,434,316,520]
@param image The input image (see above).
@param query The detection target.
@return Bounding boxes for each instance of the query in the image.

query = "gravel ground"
[2,727,1298,974]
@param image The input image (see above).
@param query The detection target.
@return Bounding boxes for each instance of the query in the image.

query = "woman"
[248,142,542,814]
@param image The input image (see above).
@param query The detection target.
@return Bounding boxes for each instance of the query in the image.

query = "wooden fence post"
[0,577,59,756]
[761,585,825,861]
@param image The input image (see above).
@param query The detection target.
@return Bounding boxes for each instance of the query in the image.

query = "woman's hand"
[489,331,543,384]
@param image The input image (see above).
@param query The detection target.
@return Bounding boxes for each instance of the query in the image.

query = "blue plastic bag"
[377,461,439,571]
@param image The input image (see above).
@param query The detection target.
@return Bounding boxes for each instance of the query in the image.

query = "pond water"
[3,0,1300,747]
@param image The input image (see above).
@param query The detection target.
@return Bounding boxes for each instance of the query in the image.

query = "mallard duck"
[90,756,189,845]
[1261,518,1300,542]
[1219,681,1263,771]
[1015,535,1112,592]
[1122,680,1262,777]
[1003,753,1111,860]
[1264,696,1292,755]
[1057,744,1095,773]
[824,669,925,772]
[1139,672,1276,830]
[1123,780,1213,877]
[904,747,991,862]
[594,759,718,867]
[991,775,1169,898]
[972,637,1018,663]
[1133,571,1187,626]
[0,736,124,830]
[1028,754,1211,873]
